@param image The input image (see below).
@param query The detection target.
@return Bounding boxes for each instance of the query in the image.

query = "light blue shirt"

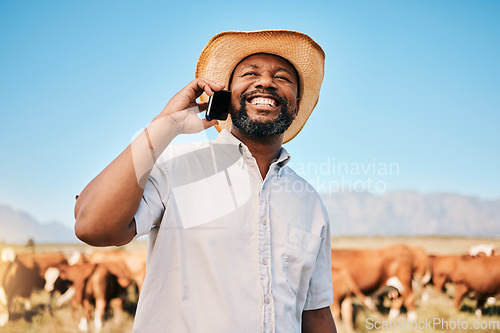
[133,129,333,333]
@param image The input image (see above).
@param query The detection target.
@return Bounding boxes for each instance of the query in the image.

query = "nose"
[254,72,277,90]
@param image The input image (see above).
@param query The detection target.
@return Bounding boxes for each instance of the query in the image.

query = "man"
[75,30,336,332]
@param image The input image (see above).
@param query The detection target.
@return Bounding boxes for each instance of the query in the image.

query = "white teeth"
[250,97,276,107]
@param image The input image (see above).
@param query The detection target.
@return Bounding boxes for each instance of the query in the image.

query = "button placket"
[258,179,274,333]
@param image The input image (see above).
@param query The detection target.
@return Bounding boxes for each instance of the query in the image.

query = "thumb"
[202,119,219,129]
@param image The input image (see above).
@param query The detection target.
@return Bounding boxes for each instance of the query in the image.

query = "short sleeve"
[303,205,333,310]
[133,163,168,239]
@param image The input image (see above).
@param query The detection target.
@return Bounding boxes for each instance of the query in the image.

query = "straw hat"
[195,30,325,143]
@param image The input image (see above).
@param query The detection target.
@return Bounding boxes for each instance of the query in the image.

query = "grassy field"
[1,236,499,332]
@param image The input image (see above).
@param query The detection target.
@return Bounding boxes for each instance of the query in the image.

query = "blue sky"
[0,0,499,227]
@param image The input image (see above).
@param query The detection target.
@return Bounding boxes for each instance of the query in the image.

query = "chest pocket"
[283,226,323,295]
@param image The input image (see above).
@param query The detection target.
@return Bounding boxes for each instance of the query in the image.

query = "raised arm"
[74,79,223,246]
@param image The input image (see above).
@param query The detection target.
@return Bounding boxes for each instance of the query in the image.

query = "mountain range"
[322,191,500,237]
[1,190,499,244]
[0,204,77,244]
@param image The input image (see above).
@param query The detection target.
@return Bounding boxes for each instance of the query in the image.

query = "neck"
[230,126,284,179]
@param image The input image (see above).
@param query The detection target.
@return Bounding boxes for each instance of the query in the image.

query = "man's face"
[229,53,300,137]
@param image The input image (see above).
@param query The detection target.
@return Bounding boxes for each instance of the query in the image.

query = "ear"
[293,98,300,119]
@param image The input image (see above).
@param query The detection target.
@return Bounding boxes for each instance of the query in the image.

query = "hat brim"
[195,30,325,143]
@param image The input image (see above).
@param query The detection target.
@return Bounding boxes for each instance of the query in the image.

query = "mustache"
[240,89,286,106]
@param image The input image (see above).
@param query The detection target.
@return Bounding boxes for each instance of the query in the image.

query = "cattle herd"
[330,243,500,332]
[0,242,499,332]
[0,247,146,332]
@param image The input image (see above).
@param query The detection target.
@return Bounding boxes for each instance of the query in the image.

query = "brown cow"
[331,265,375,333]
[80,263,129,332]
[1,250,44,326]
[45,261,131,332]
[408,247,431,302]
[44,263,97,321]
[17,252,68,310]
[87,250,146,292]
[68,249,146,292]
[429,254,463,293]
[16,252,67,276]
[332,244,417,321]
[0,249,68,326]
[449,255,500,317]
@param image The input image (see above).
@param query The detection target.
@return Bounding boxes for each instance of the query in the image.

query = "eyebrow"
[239,64,295,78]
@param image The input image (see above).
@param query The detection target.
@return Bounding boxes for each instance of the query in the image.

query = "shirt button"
[262,258,268,265]
[262,219,267,226]
[264,296,271,304]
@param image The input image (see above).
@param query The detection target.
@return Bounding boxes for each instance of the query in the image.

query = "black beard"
[230,90,294,137]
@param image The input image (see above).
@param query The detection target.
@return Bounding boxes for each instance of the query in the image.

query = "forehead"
[234,53,298,79]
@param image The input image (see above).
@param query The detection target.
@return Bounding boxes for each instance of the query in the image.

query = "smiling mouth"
[247,96,280,108]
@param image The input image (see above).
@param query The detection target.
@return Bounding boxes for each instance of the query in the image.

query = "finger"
[198,78,225,91]
[202,118,219,129]
[194,79,225,97]
[162,79,225,116]
[196,101,209,112]
[190,80,213,99]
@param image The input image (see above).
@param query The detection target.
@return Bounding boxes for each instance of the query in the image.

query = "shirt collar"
[215,129,291,167]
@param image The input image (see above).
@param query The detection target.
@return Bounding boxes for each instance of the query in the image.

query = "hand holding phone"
[206,90,231,121]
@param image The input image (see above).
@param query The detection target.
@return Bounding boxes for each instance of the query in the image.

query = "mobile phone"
[206,90,231,121]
